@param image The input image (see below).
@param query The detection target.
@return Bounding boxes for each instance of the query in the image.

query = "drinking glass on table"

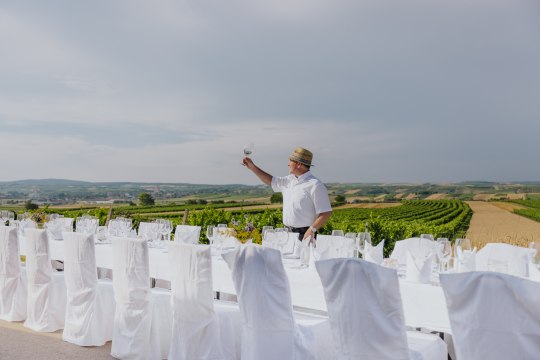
[436,238,452,272]
[344,232,357,258]
[206,225,215,245]
[420,234,434,241]
[356,232,369,258]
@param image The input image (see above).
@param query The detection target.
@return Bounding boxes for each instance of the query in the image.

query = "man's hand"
[303,228,316,245]
[242,156,255,169]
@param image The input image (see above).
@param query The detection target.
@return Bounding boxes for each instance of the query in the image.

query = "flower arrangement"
[230,218,262,244]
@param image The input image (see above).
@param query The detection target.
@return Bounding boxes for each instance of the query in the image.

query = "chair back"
[440,271,540,360]
[168,242,223,359]
[390,237,435,265]
[24,228,66,332]
[174,225,201,244]
[315,258,410,359]
[63,231,114,346]
[223,244,299,359]
[63,232,98,293]
[0,226,27,321]
[111,237,153,359]
[475,243,534,276]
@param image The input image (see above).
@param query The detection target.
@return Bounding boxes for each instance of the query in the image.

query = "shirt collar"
[295,171,312,183]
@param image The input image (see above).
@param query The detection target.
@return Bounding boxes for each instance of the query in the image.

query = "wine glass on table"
[436,238,452,272]
[331,230,344,258]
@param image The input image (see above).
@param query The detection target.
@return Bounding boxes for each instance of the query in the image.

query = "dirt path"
[465,201,540,248]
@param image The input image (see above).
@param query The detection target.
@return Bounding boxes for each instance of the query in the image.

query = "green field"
[510,199,540,223]
[6,199,471,256]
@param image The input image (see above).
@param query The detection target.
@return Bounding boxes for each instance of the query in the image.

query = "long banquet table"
[19,238,452,334]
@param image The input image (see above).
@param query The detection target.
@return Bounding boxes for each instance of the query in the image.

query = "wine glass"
[436,238,452,272]
[243,142,254,157]
[356,232,368,258]
[420,234,434,241]
[331,230,344,258]
[206,225,215,246]
[344,232,357,258]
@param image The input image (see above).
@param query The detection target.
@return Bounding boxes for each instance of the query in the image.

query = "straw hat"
[289,147,314,167]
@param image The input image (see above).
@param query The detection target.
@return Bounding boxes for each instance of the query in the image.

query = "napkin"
[456,246,477,272]
[406,251,433,283]
[364,240,385,265]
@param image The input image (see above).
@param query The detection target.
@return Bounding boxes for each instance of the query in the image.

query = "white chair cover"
[138,221,159,238]
[315,258,447,360]
[23,228,67,332]
[47,218,74,240]
[174,225,201,244]
[316,235,355,259]
[168,242,240,359]
[111,237,172,359]
[62,232,115,346]
[222,244,319,360]
[390,238,435,265]
[0,226,27,321]
[475,243,534,276]
[440,272,540,360]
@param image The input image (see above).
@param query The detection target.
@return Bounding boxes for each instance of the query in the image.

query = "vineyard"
[510,200,540,223]
[13,199,472,256]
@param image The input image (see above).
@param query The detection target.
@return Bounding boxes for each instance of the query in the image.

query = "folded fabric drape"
[475,243,535,276]
[174,225,201,244]
[111,237,172,360]
[62,232,115,346]
[168,242,241,360]
[0,226,27,321]
[440,272,540,360]
[23,228,67,332]
[222,244,321,360]
[315,258,447,360]
[390,238,435,266]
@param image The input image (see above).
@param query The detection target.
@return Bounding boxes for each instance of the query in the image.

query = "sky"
[1,0,539,185]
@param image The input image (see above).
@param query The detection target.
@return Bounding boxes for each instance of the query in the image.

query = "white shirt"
[271,171,332,228]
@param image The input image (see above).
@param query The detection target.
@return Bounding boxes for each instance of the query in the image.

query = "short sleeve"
[312,183,332,214]
[271,175,291,192]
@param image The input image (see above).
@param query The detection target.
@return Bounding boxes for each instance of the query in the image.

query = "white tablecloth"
[20,238,451,333]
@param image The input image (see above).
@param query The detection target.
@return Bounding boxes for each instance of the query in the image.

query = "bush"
[24,200,39,210]
[138,193,155,206]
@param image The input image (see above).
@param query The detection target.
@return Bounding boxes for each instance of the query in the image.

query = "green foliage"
[24,200,39,210]
[138,193,155,206]
[270,193,283,204]
[334,195,346,205]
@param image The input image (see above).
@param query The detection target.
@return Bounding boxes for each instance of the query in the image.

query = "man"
[242,147,332,243]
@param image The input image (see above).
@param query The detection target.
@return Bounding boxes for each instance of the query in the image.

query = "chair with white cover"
[0,226,27,321]
[23,228,67,332]
[168,242,241,360]
[315,258,447,360]
[174,225,201,244]
[111,237,172,360]
[62,232,115,346]
[475,242,535,276]
[390,237,436,265]
[440,271,540,360]
[222,244,330,360]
